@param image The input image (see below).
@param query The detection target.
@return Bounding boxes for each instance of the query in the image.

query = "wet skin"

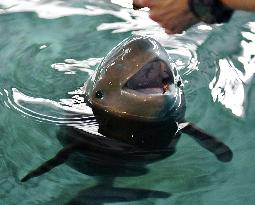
[21,35,233,183]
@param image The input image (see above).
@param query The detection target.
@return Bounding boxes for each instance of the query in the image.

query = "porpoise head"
[85,35,184,122]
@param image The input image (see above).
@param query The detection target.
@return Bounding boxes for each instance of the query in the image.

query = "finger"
[139,0,156,8]
[164,25,184,34]
[163,22,189,34]
[149,12,161,22]
[164,23,190,34]
[162,15,198,34]
[133,4,143,10]
[149,8,167,22]
[165,28,180,35]
[158,18,179,34]
[133,0,145,9]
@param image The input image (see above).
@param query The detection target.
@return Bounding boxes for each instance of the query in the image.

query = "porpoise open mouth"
[124,59,174,95]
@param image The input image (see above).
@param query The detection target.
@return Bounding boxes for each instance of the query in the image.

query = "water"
[0,1,255,204]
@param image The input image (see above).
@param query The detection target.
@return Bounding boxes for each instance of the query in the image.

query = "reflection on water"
[10,88,94,123]
[208,20,255,117]
[51,58,102,74]
[0,0,255,204]
[209,58,245,117]
[0,0,116,19]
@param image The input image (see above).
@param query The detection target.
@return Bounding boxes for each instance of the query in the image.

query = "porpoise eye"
[95,90,104,99]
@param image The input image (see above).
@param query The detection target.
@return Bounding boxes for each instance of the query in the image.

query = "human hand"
[133,0,200,34]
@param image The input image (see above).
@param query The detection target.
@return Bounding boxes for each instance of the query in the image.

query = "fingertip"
[164,29,175,35]
[164,27,184,35]
[133,4,143,10]
[133,0,144,9]
[149,12,160,21]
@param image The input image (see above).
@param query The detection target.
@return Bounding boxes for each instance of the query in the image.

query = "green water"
[1,1,255,204]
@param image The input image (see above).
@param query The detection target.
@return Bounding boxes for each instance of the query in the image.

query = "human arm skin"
[221,0,255,11]
[133,0,255,34]
[133,0,199,34]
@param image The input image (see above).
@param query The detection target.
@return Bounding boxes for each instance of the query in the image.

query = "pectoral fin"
[21,144,79,182]
[179,122,233,162]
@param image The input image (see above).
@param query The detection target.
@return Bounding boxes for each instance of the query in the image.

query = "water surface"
[1,1,255,204]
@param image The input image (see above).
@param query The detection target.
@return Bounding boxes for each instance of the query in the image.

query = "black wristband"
[188,0,234,24]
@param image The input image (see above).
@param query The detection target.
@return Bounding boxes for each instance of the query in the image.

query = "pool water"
[1,1,255,204]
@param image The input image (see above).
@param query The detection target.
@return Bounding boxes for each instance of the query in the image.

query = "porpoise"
[21,35,233,182]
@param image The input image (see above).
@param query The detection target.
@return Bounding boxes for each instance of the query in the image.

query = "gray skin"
[21,36,233,183]
[84,35,185,151]
[85,35,184,122]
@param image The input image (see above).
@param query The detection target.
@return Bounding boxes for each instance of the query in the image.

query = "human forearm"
[221,0,255,11]
[132,0,255,34]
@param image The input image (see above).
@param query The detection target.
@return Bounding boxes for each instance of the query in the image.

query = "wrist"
[188,0,234,24]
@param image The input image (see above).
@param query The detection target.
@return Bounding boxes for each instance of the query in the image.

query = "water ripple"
[0,1,254,204]
[1,87,94,125]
